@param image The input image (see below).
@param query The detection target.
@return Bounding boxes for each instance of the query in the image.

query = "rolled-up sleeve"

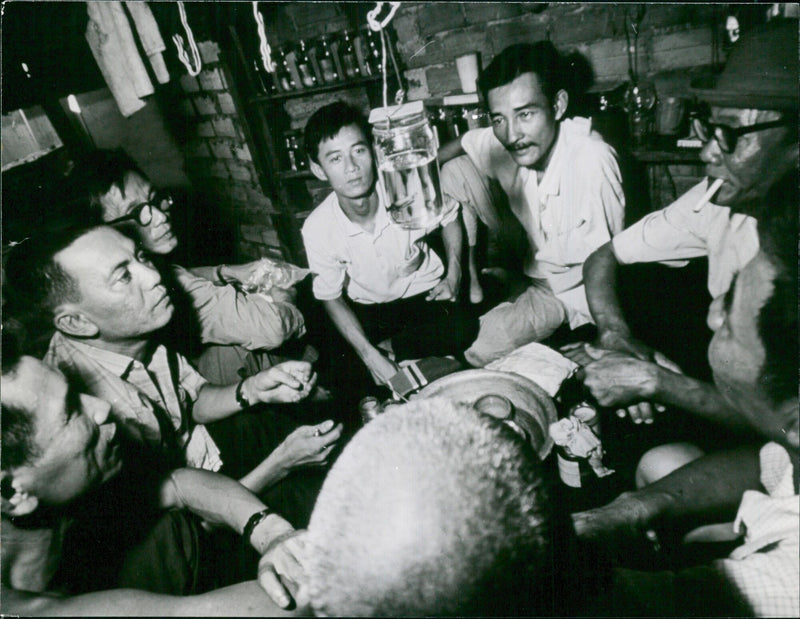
[173,265,306,351]
[612,181,712,265]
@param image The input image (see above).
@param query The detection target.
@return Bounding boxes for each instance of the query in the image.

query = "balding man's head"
[305,398,555,616]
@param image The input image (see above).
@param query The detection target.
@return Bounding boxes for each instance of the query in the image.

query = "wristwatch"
[243,507,272,547]
[235,377,251,409]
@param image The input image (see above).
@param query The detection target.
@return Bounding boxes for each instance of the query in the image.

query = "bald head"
[305,398,554,616]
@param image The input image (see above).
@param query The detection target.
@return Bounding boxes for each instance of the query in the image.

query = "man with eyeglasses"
[78,149,308,386]
[564,18,798,433]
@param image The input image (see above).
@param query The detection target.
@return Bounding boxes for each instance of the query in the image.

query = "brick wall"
[189,3,719,261]
[177,40,285,263]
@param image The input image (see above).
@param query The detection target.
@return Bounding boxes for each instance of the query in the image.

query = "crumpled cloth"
[486,341,578,396]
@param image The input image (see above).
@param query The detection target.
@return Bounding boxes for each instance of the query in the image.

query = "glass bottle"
[273,46,297,92]
[318,35,340,84]
[371,101,453,230]
[296,39,317,88]
[341,30,360,80]
[365,27,383,74]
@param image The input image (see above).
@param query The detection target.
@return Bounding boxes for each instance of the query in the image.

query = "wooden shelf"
[278,169,314,180]
[248,74,384,104]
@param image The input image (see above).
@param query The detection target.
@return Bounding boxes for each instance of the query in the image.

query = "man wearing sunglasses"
[564,19,797,433]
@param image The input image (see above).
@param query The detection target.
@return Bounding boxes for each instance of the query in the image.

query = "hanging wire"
[366,2,404,110]
[173,1,202,76]
[252,1,275,73]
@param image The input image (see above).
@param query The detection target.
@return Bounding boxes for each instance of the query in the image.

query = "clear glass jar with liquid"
[370,101,455,230]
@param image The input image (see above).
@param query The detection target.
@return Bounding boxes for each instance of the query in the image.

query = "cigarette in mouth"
[694,178,724,212]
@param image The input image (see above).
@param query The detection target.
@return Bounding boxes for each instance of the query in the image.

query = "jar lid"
[368,100,425,126]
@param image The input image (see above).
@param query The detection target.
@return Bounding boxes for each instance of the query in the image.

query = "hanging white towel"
[85,1,154,117]
[126,1,170,84]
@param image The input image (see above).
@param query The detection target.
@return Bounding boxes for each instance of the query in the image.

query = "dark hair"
[303,101,371,163]
[478,41,565,106]
[68,148,144,208]
[755,172,798,406]
[3,224,100,349]
[1,324,39,471]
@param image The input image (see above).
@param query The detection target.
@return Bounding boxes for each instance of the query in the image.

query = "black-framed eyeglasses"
[690,115,793,154]
[106,191,173,227]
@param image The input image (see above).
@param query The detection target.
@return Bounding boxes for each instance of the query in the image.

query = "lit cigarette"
[694,178,724,212]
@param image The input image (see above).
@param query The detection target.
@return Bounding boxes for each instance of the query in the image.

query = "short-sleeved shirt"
[301,187,456,304]
[45,332,221,471]
[612,179,759,298]
[461,117,625,327]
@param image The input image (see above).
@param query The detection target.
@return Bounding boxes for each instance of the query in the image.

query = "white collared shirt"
[612,179,759,298]
[302,186,455,304]
[461,118,625,327]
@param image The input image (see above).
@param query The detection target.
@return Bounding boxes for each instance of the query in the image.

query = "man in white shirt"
[570,19,798,427]
[439,41,625,366]
[301,101,478,388]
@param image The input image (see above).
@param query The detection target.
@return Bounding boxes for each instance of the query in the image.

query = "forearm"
[441,217,463,283]
[653,370,754,430]
[188,265,221,282]
[237,448,291,495]
[192,382,241,423]
[437,137,466,165]
[632,443,762,527]
[2,581,297,617]
[162,468,293,554]
[323,297,378,359]
[583,242,632,338]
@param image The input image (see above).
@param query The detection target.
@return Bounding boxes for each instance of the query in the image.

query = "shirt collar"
[50,332,162,379]
[537,121,568,197]
[333,188,390,238]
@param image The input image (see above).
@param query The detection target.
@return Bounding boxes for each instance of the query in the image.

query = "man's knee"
[635,442,705,488]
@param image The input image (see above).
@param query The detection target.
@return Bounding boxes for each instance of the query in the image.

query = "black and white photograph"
[2,2,798,616]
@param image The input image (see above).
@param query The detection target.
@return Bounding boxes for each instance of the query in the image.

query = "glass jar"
[370,102,454,230]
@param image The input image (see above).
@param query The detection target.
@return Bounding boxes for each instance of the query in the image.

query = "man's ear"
[553,89,569,122]
[53,305,99,338]
[310,159,329,182]
[1,472,39,518]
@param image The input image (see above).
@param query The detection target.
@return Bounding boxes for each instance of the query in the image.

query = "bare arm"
[193,361,316,423]
[160,468,294,555]
[437,136,466,165]
[579,350,753,430]
[1,581,299,617]
[573,443,762,546]
[322,296,398,385]
[425,216,463,302]
[583,243,652,357]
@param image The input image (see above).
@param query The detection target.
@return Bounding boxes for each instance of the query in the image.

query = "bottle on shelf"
[296,39,317,88]
[273,46,297,92]
[341,30,360,80]
[284,44,304,91]
[284,134,298,171]
[329,34,346,83]
[251,58,277,95]
[353,29,371,76]
[318,34,340,84]
[365,27,383,75]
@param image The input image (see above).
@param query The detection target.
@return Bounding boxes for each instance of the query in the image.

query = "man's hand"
[217,260,264,285]
[596,328,656,361]
[257,530,308,609]
[362,347,399,386]
[243,361,318,404]
[579,345,666,424]
[273,420,343,472]
[572,491,663,561]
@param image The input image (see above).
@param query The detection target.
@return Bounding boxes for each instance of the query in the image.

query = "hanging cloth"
[126,1,170,84]
[85,1,154,117]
